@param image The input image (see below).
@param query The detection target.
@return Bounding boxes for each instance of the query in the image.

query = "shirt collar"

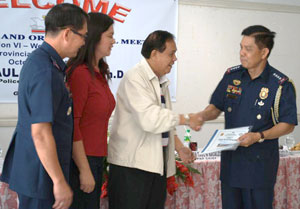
[141,58,170,86]
[41,42,67,72]
[242,62,270,83]
[259,62,270,83]
[159,75,169,85]
[141,58,157,80]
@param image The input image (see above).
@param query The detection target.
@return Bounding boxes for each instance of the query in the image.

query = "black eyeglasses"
[70,28,88,40]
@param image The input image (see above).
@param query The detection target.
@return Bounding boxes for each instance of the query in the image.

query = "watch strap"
[184,114,190,125]
[258,132,265,143]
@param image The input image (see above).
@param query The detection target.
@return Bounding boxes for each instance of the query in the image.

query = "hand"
[189,113,204,131]
[238,132,260,147]
[178,147,196,164]
[52,179,73,209]
[79,169,96,193]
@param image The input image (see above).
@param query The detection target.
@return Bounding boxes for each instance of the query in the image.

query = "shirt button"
[227,107,232,112]
[257,114,262,120]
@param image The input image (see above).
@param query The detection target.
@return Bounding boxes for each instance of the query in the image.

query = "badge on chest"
[256,87,269,108]
[259,87,269,100]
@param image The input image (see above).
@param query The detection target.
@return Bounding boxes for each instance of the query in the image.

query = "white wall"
[1,0,300,156]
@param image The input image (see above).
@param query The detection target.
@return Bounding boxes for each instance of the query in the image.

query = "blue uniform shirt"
[0,42,73,199]
[210,62,297,189]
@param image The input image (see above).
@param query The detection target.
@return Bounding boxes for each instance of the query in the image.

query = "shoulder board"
[50,56,61,70]
[271,72,288,85]
[225,65,243,74]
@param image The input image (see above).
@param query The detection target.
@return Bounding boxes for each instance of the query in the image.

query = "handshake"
[181,112,204,131]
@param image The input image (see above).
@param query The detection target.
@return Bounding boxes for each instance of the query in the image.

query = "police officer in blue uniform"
[198,25,297,209]
[0,4,88,209]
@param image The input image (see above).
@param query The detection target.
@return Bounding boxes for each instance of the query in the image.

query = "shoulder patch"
[271,72,288,85]
[225,65,243,74]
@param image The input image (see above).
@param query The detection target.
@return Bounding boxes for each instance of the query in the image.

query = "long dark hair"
[67,12,114,80]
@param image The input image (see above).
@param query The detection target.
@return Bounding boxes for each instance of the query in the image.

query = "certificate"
[201,126,252,154]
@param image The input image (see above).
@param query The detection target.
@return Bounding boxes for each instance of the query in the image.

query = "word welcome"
[0,0,131,23]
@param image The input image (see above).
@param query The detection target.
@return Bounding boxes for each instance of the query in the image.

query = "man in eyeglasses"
[0,3,88,209]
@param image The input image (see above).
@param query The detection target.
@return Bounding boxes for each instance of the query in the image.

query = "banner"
[0,0,178,103]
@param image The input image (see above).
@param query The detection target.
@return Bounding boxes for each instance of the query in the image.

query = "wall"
[1,0,300,156]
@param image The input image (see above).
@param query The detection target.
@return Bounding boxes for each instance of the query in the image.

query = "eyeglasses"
[70,28,88,40]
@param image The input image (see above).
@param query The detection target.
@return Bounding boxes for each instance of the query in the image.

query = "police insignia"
[258,100,264,106]
[259,87,269,100]
[226,85,231,93]
[233,80,241,86]
[226,85,242,95]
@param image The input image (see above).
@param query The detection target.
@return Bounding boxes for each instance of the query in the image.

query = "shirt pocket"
[250,97,273,126]
[224,93,242,121]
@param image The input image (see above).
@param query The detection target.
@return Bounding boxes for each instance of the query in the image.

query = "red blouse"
[68,64,115,156]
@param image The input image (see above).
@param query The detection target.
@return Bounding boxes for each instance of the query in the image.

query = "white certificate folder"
[201,126,252,154]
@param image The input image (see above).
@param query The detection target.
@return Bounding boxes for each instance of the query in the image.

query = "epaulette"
[225,65,243,74]
[271,72,288,85]
[271,72,296,125]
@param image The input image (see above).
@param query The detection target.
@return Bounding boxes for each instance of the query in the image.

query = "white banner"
[0,0,178,103]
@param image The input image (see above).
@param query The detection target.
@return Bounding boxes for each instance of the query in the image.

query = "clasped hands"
[187,112,204,131]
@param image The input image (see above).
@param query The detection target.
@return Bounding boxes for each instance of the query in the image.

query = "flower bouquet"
[101,157,200,197]
[167,160,201,195]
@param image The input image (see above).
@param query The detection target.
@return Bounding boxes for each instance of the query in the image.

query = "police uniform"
[210,62,297,209]
[0,42,73,208]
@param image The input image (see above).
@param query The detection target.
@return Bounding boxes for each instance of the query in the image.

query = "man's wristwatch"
[184,114,190,125]
[258,132,265,143]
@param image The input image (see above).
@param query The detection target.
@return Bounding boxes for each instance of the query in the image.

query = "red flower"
[179,166,189,173]
[176,161,184,168]
[167,176,178,195]
[166,160,200,195]
[184,174,194,187]
[101,174,108,198]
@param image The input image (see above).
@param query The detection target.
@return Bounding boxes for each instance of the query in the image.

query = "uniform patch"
[226,94,237,99]
[233,79,241,86]
[272,72,288,85]
[226,65,242,74]
[258,100,264,106]
[226,85,242,95]
[259,87,269,100]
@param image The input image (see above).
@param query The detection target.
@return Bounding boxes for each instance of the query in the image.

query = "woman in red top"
[67,13,115,209]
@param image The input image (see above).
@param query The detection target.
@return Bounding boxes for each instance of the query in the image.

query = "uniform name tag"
[226,94,237,99]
